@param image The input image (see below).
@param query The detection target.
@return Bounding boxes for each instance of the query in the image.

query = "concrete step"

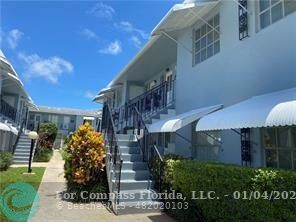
[159,113,175,120]
[167,109,176,115]
[18,138,31,142]
[18,140,31,144]
[14,152,30,156]
[13,157,30,162]
[13,160,29,164]
[14,148,31,152]
[121,162,148,170]
[16,145,31,149]
[20,135,29,139]
[121,154,143,162]
[120,170,150,180]
[116,134,137,141]
[114,180,152,190]
[120,146,140,154]
[117,140,138,147]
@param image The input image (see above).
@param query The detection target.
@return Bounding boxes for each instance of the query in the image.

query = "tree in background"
[34,123,58,162]
[38,123,58,149]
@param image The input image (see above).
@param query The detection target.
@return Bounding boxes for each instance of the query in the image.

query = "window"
[259,0,296,29]
[192,130,221,161]
[63,116,70,130]
[49,115,58,126]
[263,126,296,169]
[193,14,220,66]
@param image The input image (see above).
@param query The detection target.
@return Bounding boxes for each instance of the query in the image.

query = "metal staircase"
[102,105,164,215]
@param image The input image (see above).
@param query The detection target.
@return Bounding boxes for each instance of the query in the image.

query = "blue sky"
[1,1,177,110]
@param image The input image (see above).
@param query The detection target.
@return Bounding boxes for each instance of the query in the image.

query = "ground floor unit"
[128,87,296,170]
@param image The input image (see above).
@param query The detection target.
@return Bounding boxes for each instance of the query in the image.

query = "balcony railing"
[113,78,176,131]
[0,99,17,122]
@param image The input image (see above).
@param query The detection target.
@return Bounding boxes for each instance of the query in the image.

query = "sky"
[0,0,178,110]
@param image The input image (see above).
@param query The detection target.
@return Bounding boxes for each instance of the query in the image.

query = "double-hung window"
[193,14,220,66]
[263,126,296,170]
[259,0,296,29]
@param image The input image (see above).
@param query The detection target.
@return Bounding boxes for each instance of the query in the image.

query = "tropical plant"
[63,122,107,202]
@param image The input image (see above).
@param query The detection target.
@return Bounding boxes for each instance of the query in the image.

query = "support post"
[28,139,34,173]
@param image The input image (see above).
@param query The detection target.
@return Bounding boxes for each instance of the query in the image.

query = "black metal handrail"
[102,104,123,211]
[132,106,163,192]
[0,99,17,121]
[114,78,176,131]
[12,118,26,154]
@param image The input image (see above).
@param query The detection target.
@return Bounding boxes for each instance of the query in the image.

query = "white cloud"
[99,40,122,55]
[129,35,142,48]
[114,21,149,39]
[7,29,24,49]
[87,3,115,19]
[84,90,96,100]
[18,52,74,84]
[81,28,98,40]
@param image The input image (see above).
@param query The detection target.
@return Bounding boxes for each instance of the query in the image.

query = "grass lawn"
[0,167,45,222]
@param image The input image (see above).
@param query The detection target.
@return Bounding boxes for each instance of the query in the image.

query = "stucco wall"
[174,2,296,165]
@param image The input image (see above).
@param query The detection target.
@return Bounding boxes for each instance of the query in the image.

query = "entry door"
[34,115,41,130]
[63,116,70,130]
[165,71,174,105]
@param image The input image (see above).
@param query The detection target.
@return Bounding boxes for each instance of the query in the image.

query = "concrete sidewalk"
[29,150,175,222]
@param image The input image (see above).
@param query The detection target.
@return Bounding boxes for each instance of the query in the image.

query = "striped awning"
[152,0,219,36]
[196,88,296,131]
[0,123,10,132]
[148,104,223,133]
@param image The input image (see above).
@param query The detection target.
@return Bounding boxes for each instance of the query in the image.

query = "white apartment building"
[96,0,296,170]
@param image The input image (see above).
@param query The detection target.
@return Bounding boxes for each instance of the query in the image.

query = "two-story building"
[94,0,295,213]
[0,49,34,152]
[27,106,100,136]
[96,0,295,170]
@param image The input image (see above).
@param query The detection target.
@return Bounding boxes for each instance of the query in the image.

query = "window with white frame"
[263,126,296,170]
[193,14,220,66]
[259,0,296,30]
[192,128,221,161]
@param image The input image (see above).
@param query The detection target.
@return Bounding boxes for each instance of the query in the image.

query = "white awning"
[98,84,123,95]
[0,123,10,132]
[83,116,95,121]
[9,125,18,135]
[196,88,296,131]
[152,0,220,36]
[93,93,109,103]
[148,104,223,133]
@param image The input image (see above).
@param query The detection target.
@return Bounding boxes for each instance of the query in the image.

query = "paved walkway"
[29,150,175,222]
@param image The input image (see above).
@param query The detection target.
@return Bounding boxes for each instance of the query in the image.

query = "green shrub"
[150,154,184,192]
[38,123,58,149]
[0,151,13,171]
[162,159,296,222]
[33,148,53,162]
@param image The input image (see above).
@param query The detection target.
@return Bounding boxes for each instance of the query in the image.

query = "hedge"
[0,151,13,171]
[33,148,53,162]
[161,158,296,222]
